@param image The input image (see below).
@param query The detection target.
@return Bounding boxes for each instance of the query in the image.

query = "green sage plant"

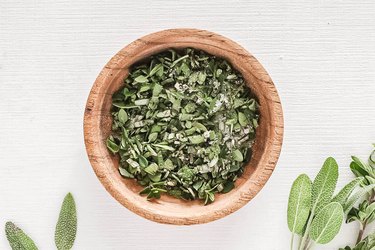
[287,147,375,250]
[5,193,77,250]
[106,48,259,204]
[340,145,375,249]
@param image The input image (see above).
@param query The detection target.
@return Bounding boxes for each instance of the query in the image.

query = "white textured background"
[0,1,374,249]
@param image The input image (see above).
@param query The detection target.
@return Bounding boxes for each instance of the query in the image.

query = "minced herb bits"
[106,48,259,205]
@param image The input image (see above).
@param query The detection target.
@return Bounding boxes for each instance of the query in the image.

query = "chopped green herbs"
[107,48,259,204]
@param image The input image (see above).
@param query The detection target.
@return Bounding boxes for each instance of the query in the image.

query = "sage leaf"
[144,163,158,175]
[5,222,38,250]
[309,202,344,244]
[350,156,374,178]
[363,202,375,224]
[106,138,119,154]
[119,167,134,178]
[55,193,77,250]
[152,144,175,151]
[344,184,375,214]
[287,174,312,235]
[138,155,148,168]
[149,64,163,77]
[118,109,128,123]
[312,157,339,214]
[232,150,244,162]
[188,135,205,144]
[134,75,148,83]
[238,112,248,126]
[332,177,364,207]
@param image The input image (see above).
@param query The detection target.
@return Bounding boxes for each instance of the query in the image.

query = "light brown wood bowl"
[84,29,283,225]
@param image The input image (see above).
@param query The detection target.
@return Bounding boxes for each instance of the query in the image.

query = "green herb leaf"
[55,193,77,250]
[118,109,128,123]
[188,135,205,144]
[309,202,344,244]
[238,112,248,127]
[350,156,374,178]
[152,83,163,97]
[119,167,134,178]
[134,75,148,83]
[152,144,175,151]
[287,174,312,235]
[312,157,339,214]
[144,163,158,175]
[5,222,38,250]
[232,150,244,162]
[106,138,119,154]
[344,184,375,214]
[332,177,364,207]
[149,64,163,77]
[138,155,148,168]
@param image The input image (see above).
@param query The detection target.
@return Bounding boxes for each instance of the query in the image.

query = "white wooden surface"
[0,1,374,249]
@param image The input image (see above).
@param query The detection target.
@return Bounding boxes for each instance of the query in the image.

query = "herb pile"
[287,145,375,250]
[106,48,259,204]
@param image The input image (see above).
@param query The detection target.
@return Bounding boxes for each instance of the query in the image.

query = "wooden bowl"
[84,29,283,225]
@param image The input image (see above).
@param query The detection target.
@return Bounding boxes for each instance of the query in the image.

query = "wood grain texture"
[83,29,284,225]
[0,0,374,249]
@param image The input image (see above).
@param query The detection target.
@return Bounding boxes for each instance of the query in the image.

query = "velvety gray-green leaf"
[5,222,38,250]
[351,156,374,178]
[312,157,339,213]
[344,184,375,214]
[332,177,364,206]
[287,174,312,235]
[55,193,77,250]
[309,202,344,244]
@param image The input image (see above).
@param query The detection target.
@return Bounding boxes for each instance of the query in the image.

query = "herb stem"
[356,190,375,244]
[303,238,312,250]
[291,234,295,250]
[299,207,315,250]
[356,222,366,245]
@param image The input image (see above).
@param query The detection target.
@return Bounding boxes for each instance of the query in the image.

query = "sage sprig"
[287,146,375,250]
[107,48,259,204]
[288,158,353,250]
[4,193,77,250]
[341,145,375,249]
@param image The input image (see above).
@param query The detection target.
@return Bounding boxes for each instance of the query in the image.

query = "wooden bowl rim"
[83,28,284,225]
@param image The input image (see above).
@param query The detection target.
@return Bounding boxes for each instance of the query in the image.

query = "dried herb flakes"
[107,48,259,204]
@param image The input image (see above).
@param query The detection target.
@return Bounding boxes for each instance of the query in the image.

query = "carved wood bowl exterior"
[83,29,284,225]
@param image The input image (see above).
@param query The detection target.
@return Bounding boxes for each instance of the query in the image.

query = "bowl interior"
[84,29,283,225]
